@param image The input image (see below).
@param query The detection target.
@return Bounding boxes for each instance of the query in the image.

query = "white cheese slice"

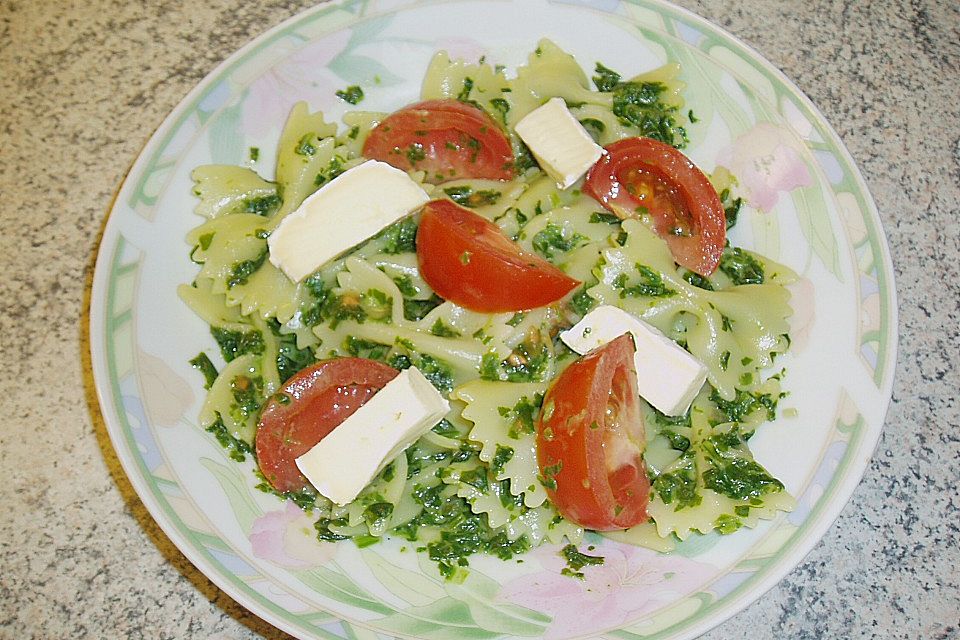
[559,305,707,416]
[294,367,450,506]
[267,160,430,282]
[514,97,604,189]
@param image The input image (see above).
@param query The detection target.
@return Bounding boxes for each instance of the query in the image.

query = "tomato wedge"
[536,334,649,530]
[362,99,514,183]
[584,137,725,276]
[255,358,399,493]
[416,199,580,312]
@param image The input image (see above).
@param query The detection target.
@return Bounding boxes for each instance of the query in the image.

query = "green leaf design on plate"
[791,183,843,279]
[361,549,447,606]
[328,14,404,86]
[199,457,262,535]
[329,52,403,87]
[294,565,395,616]
[209,98,245,164]
[405,555,550,635]
[375,597,504,639]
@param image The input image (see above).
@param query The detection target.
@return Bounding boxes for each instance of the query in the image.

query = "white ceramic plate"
[90,1,897,638]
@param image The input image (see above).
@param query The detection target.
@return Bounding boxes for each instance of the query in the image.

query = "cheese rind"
[267,160,430,282]
[294,367,450,505]
[559,305,707,416]
[514,97,604,189]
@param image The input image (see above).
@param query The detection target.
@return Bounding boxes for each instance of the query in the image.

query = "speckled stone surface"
[1,0,957,638]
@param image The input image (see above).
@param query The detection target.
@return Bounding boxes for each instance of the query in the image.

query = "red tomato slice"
[416,199,580,312]
[536,334,649,530]
[255,358,399,493]
[584,137,726,276]
[362,99,514,183]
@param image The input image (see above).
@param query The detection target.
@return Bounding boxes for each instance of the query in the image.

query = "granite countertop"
[2,0,958,637]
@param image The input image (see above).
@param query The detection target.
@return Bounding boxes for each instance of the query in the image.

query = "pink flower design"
[717,123,813,212]
[139,349,193,427]
[498,542,715,639]
[434,38,487,63]
[787,277,816,352]
[241,30,353,138]
[250,501,336,569]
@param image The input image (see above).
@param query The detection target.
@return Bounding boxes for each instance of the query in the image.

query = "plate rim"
[88,1,899,638]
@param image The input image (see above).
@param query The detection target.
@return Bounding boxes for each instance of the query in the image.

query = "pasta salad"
[179,39,796,580]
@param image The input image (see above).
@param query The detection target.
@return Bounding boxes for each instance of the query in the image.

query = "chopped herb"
[364,501,394,525]
[491,445,514,476]
[466,136,481,163]
[417,354,454,392]
[430,318,461,338]
[403,294,443,322]
[205,413,253,462]
[710,387,781,423]
[500,393,544,439]
[506,312,526,327]
[703,451,784,501]
[243,193,281,216]
[661,429,691,452]
[560,544,604,579]
[249,147,260,162]
[406,142,426,164]
[565,291,593,321]
[683,270,714,290]
[613,264,676,298]
[314,517,350,542]
[479,351,502,381]
[347,125,360,139]
[431,419,460,438]
[335,85,364,104]
[392,274,418,297]
[719,247,764,285]
[268,320,315,382]
[189,352,218,389]
[532,222,587,260]
[227,248,268,288]
[514,140,539,173]
[719,188,743,230]
[459,468,489,493]
[538,460,562,491]
[592,62,622,92]
[589,211,620,224]
[324,292,367,329]
[612,80,687,148]
[379,217,418,254]
[211,326,265,362]
[229,374,263,423]
[344,336,391,361]
[253,469,318,510]
[652,455,702,509]
[456,77,476,104]
[198,232,214,251]
[444,185,502,208]
[314,155,345,187]
[295,134,318,156]
[489,97,510,124]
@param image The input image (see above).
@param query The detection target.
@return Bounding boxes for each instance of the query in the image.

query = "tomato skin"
[362,99,514,183]
[584,137,726,276]
[416,199,580,312]
[255,358,399,493]
[536,334,649,530]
